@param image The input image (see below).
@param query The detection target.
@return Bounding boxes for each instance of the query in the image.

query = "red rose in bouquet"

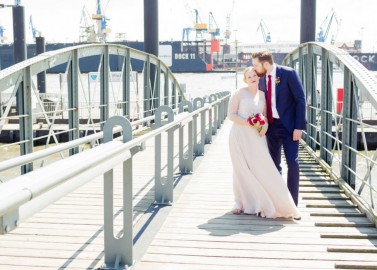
[247,113,266,132]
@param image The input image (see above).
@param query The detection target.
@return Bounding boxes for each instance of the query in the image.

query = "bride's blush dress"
[228,88,300,219]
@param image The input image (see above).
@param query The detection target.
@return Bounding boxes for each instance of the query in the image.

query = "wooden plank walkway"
[0,131,162,269]
[0,120,376,269]
[132,120,377,270]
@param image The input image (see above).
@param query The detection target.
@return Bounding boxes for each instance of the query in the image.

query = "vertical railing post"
[154,61,161,112]
[193,97,205,156]
[320,49,333,165]
[298,47,305,89]
[298,47,307,142]
[67,50,80,155]
[221,93,227,122]
[307,45,317,150]
[221,93,226,122]
[179,100,193,173]
[216,93,222,128]
[341,68,358,188]
[102,116,133,269]
[154,106,175,204]
[209,94,218,135]
[143,56,151,118]
[289,54,294,69]
[171,81,177,110]
[178,87,183,104]
[223,93,228,120]
[164,71,169,106]
[205,101,213,144]
[123,48,131,119]
[17,66,33,174]
[100,46,110,129]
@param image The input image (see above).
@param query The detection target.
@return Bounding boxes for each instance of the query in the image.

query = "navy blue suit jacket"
[258,65,306,132]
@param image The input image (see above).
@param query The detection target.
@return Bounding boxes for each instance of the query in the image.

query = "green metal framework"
[0,43,185,175]
[283,42,377,215]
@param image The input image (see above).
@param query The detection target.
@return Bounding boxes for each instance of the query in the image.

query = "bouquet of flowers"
[247,113,266,132]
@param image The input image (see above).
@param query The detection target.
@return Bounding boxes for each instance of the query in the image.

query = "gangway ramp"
[0,120,376,270]
[133,120,377,270]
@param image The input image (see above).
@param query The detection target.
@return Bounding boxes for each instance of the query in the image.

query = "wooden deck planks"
[133,120,377,270]
[0,134,178,269]
[1,119,377,269]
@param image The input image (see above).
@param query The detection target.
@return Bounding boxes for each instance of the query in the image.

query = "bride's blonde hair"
[243,67,254,83]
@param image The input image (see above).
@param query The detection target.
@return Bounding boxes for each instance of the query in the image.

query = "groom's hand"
[293,129,303,141]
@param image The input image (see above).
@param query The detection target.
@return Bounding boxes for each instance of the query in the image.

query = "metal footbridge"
[0,42,376,269]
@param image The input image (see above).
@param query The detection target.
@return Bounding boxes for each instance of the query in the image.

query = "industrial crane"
[182,0,208,41]
[194,9,207,34]
[182,27,194,42]
[256,19,271,43]
[224,0,235,42]
[181,6,207,42]
[316,8,340,43]
[208,12,220,39]
[92,0,111,42]
[29,15,40,38]
[181,1,195,42]
[80,6,96,42]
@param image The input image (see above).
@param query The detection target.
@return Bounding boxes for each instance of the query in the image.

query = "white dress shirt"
[266,64,280,119]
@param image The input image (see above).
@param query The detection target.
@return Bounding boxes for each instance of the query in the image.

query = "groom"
[252,51,306,205]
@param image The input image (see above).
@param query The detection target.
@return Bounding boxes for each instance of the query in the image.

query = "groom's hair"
[252,51,274,65]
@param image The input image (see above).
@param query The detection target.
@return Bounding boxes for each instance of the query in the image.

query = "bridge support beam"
[320,49,333,165]
[123,49,131,118]
[341,68,358,189]
[300,0,316,43]
[100,46,110,129]
[13,5,33,173]
[67,50,80,155]
[306,45,317,150]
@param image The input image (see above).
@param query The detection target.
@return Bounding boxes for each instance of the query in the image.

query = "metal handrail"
[282,42,377,216]
[0,92,230,269]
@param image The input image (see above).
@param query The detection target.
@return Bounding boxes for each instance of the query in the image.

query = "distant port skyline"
[0,0,377,52]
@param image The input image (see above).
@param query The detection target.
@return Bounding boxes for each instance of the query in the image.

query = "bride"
[227,67,300,219]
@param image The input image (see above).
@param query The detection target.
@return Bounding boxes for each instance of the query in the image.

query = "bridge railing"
[0,44,185,176]
[0,91,230,269]
[283,42,377,221]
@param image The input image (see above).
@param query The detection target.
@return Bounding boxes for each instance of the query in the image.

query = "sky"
[0,0,377,52]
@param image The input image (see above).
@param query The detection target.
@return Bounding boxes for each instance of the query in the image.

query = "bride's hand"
[259,124,268,136]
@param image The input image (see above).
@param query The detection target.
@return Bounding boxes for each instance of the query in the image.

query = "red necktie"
[267,75,273,124]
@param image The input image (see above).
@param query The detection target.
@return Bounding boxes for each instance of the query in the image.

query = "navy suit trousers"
[266,119,300,205]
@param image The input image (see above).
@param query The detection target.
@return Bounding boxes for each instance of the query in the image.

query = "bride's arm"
[227,91,249,126]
